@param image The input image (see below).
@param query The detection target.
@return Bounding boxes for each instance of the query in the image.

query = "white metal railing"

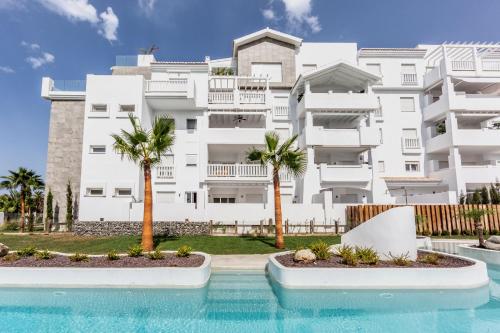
[146,79,188,93]
[401,73,418,85]
[208,91,234,104]
[402,137,421,149]
[374,108,383,117]
[482,59,500,71]
[240,91,266,104]
[273,105,289,117]
[279,170,292,182]
[207,164,267,178]
[156,166,174,179]
[451,60,475,71]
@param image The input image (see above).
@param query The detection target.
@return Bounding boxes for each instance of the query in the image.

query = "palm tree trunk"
[273,168,284,249]
[19,190,25,233]
[142,164,154,251]
[475,219,485,247]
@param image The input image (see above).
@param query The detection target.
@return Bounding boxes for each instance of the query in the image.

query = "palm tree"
[111,114,175,251]
[460,208,493,247]
[247,132,306,249]
[1,168,44,232]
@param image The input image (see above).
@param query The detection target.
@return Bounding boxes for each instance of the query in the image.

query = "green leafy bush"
[336,245,358,266]
[355,247,379,265]
[389,252,412,266]
[176,245,192,257]
[451,229,460,236]
[422,230,432,237]
[0,222,19,231]
[127,245,143,257]
[35,249,54,260]
[308,240,332,260]
[491,229,499,236]
[420,253,440,265]
[148,249,165,260]
[69,253,89,262]
[17,245,37,257]
[107,250,120,261]
[441,230,450,236]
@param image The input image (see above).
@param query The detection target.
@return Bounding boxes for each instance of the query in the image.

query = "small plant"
[491,229,499,236]
[441,230,450,236]
[420,253,440,265]
[176,245,192,257]
[35,249,54,260]
[389,252,412,266]
[451,229,460,236]
[336,245,358,266]
[2,253,19,262]
[17,245,37,257]
[107,250,120,261]
[127,245,143,257]
[431,231,441,237]
[148,249,165,260]
[355,247,379,265]
[308,240,332,260]
[69,253,89,262]
[422,230,432,237]
[0,222,19,232]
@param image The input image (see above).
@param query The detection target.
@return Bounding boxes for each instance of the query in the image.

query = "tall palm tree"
[459,208,493,248]
[112,114,175,251]
[1,168,44,232]
[247,132,307,249]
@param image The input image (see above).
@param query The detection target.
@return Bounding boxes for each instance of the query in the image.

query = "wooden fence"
[346,204,500,235]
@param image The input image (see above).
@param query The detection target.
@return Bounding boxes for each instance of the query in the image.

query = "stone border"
[73,221,210,236]
[267,250,489,290]
[457,244,500,266]
[0,251,211,288]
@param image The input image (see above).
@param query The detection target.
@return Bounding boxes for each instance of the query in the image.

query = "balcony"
[273,105,289,120]
[299,92,378,113]
[461,165,500,184]
[451,92,500,112]
[455,129,500,148]
[302,126,379,147]
[207,164,268,181]
[401,137,423,154]
[144,78,195,109]
[401,73,418,86]
[41,77,86,100]
[426,132,452,154]
[208,76,269,109]
[205,128,266,145]
[319,164,372,184]
[155,166,174,181]
[208,91,267,106]
[451,60,475,72]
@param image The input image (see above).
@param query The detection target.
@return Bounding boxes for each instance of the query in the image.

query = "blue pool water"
[1,267,500,333]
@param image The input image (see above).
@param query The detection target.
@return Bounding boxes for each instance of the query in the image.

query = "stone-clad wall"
[43,100,85,227]
[237,37,296,88]
[74,221,210,236]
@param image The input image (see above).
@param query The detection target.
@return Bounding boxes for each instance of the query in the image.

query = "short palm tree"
[247,132,306,249]
[0,168,44,232]
[460,208,493,248]
[111,114,174,251]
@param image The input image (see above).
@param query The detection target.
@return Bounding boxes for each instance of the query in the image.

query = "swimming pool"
[1,266,500,333]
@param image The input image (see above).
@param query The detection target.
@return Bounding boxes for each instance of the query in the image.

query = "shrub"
[389,252,412,266]
[431,231,441,237]
[148,249,165,260]
[491,229,499,236]
[308,240,332,260]
[35,250,54,260]
[2,253,19,262]
[107,250,120,261]
[0,222,19,232]
[422,230,432,237]
[17,245,37,257]
[69,253,89,262]
[127,245,143,257]
[176,245,192,257]
[336,245,358,266]
[441,230,450,236]
[420,253,440,265]
[355,247,379,265]
[451,229,460,236]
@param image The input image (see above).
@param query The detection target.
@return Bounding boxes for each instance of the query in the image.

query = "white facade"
[41,29,500,223]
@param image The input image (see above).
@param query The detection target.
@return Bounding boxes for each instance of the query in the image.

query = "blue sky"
[0,0,499,180]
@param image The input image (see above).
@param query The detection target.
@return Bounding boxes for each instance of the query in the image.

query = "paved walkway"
[211,254,270,270]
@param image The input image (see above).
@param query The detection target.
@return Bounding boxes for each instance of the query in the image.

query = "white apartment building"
[41,28,500,224]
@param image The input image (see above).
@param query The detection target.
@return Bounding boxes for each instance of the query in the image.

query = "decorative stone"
[0,243,9,257]
[294,249,316,262]
[73,221,210,237]
[487,235,500,244]
[484,241,500,251]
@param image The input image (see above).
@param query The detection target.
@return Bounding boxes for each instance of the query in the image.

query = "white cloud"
[262,8,275,20]
[21,41,41,51]
[138,0,156,16]
[0,0,26,10]
[37,0,119,42]
[0,66,15,74]
[98,7,118,42]
[26,52,55,69]
[263,0,321,34]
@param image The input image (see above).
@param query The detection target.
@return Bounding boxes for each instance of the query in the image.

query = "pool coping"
[268,250,489,290]
[457,244,500,266]
[0,251,211,289]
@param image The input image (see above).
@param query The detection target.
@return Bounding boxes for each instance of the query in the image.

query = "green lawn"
[0,234,341,255]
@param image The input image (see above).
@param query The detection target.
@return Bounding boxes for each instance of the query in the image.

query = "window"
[401,64,417,74]
[400,97,415,112]
[186,154,197,166]
[213,197,236,204]
[115,188,132,197]
[378,161,385,173]
[119,105,135,113]
[91,104,107,112]
[378,128,383,144]
[302,64,317,73]
[157,191,175,203]
[186,119,197,130]
[251,63,282,83]
[185,191,197,204]
[405,161,420,172]
[366,63,381,75]
[86,188,104,196]
[402,128,418,139]
[89,145,106,154]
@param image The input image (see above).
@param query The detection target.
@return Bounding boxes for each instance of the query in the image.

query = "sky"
[1,0,500,181]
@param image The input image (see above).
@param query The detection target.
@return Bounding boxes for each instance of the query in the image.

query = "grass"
[0,234,340,255]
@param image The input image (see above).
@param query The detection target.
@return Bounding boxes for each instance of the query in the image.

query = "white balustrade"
[279,170,292,182]
[146,79,188,93]
[451,60,475,71]
[208,91,234,104]
[482,59,500,71]
[239,91,266,104]
[403,137,421,149]
[401,73,418,85]
[156,166,174,179]
[273,105,289,117]
[207,164,267,178]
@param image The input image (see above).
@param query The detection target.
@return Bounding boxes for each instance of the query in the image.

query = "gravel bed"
[276,251,474,268]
